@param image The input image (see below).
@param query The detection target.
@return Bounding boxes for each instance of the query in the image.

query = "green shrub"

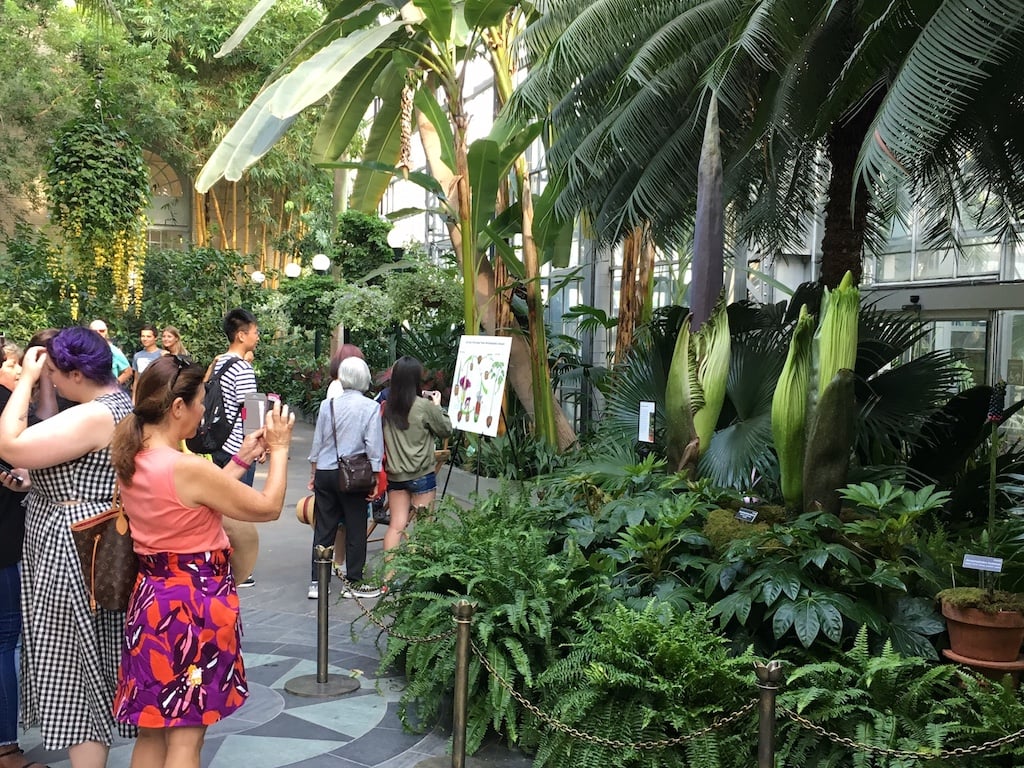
[778,626,1024,767]
[370,486,605,753]
[526,602,757,768]
[252,331,325,418]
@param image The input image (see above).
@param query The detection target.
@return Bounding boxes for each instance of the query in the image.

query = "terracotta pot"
[942,600,1024,662]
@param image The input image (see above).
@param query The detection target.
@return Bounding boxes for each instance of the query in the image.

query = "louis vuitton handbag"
[70,480,138,612]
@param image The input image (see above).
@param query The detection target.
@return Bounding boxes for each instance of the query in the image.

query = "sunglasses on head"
[168,354,190,392]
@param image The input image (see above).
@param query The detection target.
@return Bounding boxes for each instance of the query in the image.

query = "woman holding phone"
[0,327,134,768]
[111,355,294,768]
[380,356,452,562]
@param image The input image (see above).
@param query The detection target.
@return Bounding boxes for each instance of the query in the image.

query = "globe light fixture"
[251,270,266,285]
[311,253,331,273]
[283,261,302,279]
[386,226,405,249]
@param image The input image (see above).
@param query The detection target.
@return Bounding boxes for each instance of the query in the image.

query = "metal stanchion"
[285,545,361,697]
[755,660,783,768]
[451,600,477,768]
[416,599,478,768]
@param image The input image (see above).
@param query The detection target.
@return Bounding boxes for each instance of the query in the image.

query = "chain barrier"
[781,708,1024,760]
[351,591,457,644]
[347,590,1024,761]
[471,639,757,750]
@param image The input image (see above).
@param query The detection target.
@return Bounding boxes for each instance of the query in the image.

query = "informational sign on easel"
[449,335,512,437]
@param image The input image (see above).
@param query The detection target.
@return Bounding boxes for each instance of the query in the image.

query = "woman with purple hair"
[0,327,135,768]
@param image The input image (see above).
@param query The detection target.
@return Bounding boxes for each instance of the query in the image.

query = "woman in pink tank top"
[109,355,295,768]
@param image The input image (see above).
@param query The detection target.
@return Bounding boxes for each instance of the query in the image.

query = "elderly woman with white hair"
[306,356,384,600]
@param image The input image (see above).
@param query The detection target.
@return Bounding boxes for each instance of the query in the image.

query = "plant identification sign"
[450,335,512,437]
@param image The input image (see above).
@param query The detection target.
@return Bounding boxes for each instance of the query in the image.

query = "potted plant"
[937,382,1024,667]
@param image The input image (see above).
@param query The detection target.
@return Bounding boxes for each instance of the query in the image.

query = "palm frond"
[857,1,1024,201]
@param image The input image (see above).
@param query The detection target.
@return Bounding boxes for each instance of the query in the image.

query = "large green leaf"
[322,160,445,199]
[348,96,404,212]
[464,0,515,29]
[195,78,296,192]
[467,138,502,247]
[268,21,406,119]
[413,0,453,41]
[311,55,391,163]
[215,0,279,58]
[413,87,456,173]
[479,222,525,278]
[532,178,574,268]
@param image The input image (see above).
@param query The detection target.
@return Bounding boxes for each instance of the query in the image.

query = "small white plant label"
[735,508,759,523]
[962,554,1003,573]
[638,401,655,443]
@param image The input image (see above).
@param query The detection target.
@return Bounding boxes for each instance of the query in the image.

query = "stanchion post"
[316,544,332,683]
[284,544,360,698]
[451,599,477,768]
[755,660,783,768]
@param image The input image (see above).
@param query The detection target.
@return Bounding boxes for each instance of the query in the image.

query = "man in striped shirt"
[210,308,260,485]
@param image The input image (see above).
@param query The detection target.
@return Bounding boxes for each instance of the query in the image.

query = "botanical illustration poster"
[449,335,512,437]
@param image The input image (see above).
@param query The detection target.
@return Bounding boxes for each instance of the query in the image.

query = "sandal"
[0,744,49,768]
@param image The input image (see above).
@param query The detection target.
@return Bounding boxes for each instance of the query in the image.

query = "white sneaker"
[352,584,382,599]
[307,581,319,600]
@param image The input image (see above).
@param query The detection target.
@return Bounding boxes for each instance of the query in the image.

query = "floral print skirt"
[114,549,247,728]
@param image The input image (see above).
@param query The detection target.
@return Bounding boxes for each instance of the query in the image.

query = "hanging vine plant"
[46,116,149,313]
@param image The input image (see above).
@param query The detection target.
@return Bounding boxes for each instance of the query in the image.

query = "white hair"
[337,356,371,393]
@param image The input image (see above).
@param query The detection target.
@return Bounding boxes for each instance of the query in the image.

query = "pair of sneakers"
[307,578,382,600]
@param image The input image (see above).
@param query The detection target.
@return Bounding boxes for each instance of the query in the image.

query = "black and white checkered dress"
[20,390,136,749]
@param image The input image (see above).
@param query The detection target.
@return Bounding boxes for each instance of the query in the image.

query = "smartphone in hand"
[0,459,24,486]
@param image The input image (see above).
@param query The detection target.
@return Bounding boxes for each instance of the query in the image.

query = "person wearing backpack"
[205,309,259,482]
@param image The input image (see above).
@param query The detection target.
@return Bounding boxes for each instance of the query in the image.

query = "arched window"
[144,150,189,250]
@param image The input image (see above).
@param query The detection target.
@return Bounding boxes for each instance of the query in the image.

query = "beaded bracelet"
[231,454,251,470]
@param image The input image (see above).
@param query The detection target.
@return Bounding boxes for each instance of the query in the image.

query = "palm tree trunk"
[819,91,884,288]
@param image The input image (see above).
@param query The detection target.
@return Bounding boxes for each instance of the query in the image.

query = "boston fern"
[525,602,756,768]
[778,626,1024,767]
[369,486,605,753]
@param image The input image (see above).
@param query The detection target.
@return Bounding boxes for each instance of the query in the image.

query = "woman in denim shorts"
[381,357,452,560]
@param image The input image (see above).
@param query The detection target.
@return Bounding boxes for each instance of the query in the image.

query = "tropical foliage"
[515,0,1024,286]
[197,0,577,448]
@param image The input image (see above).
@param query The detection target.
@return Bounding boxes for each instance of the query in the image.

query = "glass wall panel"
[875,251,913,282]
[913,319,987,387]
[914,250,955,280]
[1000,311,1024,437]
[957,239,1001,276]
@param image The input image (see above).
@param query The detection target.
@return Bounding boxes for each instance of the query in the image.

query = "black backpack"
[185,356,244,454]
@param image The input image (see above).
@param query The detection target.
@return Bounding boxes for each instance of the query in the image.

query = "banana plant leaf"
[268,22,406,119]
[464,0,516,28]
[467,139,502,249]
[349,96,404,212]
[195,78,296,191]
[414,87,456,173]
[215,0,278,58]
[311,54,391,163]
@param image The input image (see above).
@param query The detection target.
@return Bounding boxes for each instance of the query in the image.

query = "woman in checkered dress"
[0,328,135,768]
